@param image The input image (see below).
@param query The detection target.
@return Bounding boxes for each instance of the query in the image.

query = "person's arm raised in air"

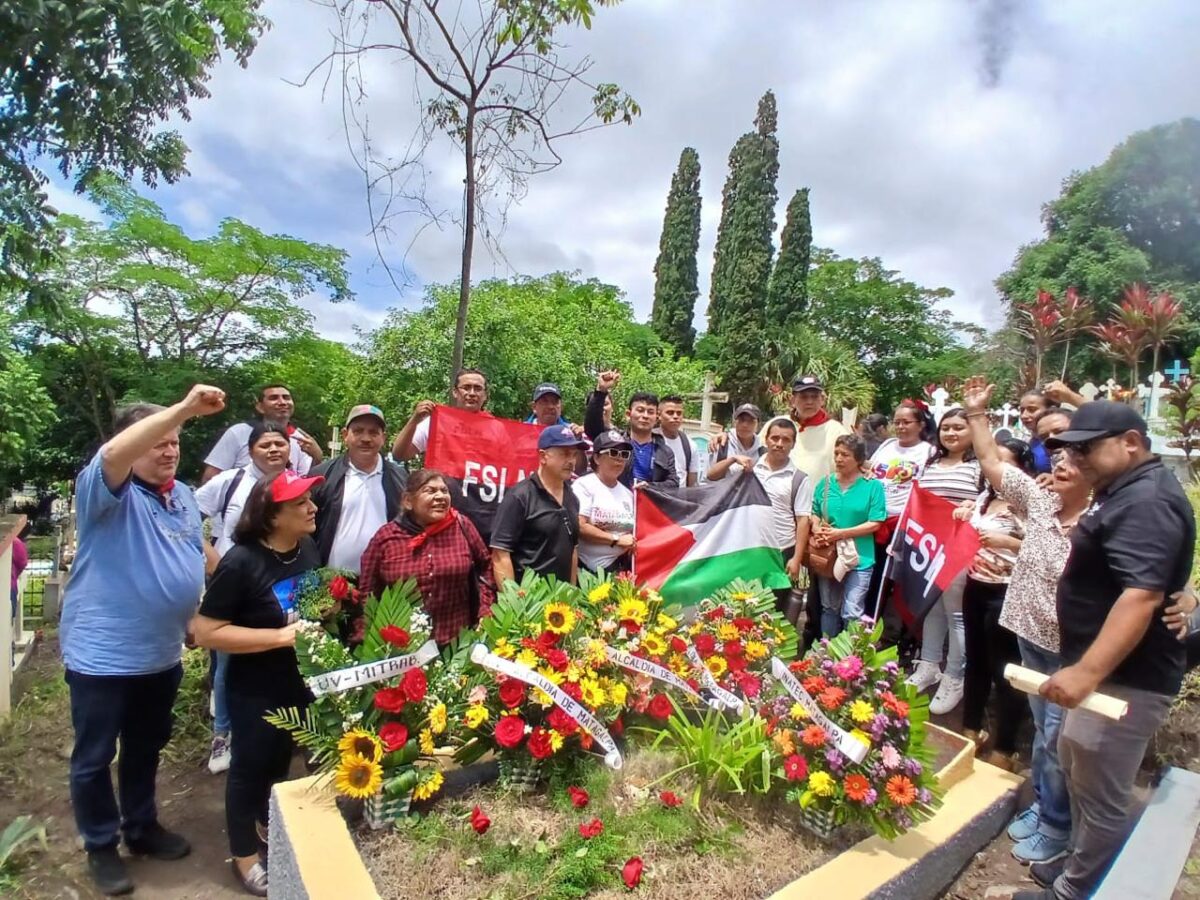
[391,400,435,461]
[961,376,1005,493]
[102,385,227,491]
[585,371,619,440]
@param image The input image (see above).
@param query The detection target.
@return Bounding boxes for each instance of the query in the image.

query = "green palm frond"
[357,578,423,664]
[264,706,339,771]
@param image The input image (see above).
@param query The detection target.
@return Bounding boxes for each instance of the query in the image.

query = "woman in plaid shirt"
[359,469,496,645]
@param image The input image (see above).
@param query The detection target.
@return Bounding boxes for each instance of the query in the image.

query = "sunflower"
[744,640,769,661]
[668,654,690,676]
[717,622,740,641]
[729,591,755,602]
[412,770,445,802]
[334,753,383,799]
[429,702,448,735]
[547,729,565,752]
[544,602,577,635]
[587,583,612,604]
[494,637,516,659]
[532,688,555,708]
[338,728,383,764]
[464,704,490,729]
[515,648,540,669]
[705,656,728,678]
[655,612,677,631]
[616,598,649,626]
[579,678,607,708]
[419,727,436,755]
[538,664,566,686]
[641,633,667,656]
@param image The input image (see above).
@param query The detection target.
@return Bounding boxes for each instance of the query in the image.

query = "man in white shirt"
[391,368,488,461]
[200,384,322,482]
[312,405,408,573]
[707,418,813,610]
[656,395,700,487]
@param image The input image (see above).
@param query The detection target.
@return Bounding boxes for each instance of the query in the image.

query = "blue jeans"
[818,569,871,637]
[66,664,182,851]
[919,571,967,678]
[1017,637,1070,839]
[212,651,231,735]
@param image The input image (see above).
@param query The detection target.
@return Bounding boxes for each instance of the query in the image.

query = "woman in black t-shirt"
[193,470,324,897]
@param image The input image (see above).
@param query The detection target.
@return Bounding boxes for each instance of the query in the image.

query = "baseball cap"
[791,375,824,393]
[593,429,633,453]
[269,469,325,503]
[538,424,587,450]
[733,403,762,420]
[344,404,386,428]
[1043,401,1148,449]
[532,382,562,402]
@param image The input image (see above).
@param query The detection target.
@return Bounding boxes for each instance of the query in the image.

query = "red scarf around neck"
[410,507,459,549]
[796,408,830,431]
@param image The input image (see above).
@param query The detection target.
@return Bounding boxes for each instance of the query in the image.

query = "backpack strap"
[681,434,692,471]
[219,468,247,521]
[789,468,808,512]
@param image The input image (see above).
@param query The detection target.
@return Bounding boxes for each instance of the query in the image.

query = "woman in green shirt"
[812,435,887,637]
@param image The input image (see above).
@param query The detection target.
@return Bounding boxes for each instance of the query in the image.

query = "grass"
[22,535,57,559]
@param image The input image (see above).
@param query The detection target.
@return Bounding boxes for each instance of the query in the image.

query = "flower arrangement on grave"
[759,618,942,839]
[294,566,363,636]
[266,578,447,820]
[453,572,626,785]
[576,570,700,723]
[674,579,798,708]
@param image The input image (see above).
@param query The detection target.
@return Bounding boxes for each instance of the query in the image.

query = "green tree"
[650,147,702,355]
[323,0,639,381]
[762,323,874,415]
[354,273,705,425]
[0,0,268,284]
[768,188,812,328]
[0,309,55,491]
[708,91,779,403]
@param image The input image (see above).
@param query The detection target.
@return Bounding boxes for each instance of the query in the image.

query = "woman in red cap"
[192,469,324,896]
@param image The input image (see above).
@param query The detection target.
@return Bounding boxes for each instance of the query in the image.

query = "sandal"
[231,858,268,897]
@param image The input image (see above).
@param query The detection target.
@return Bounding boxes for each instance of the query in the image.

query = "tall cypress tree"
[768,188,813,328]
[650,147,702,355]
[708,90,780,401]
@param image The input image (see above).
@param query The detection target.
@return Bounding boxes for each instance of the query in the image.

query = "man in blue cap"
[526,382,571,427]
[490,424,586,586]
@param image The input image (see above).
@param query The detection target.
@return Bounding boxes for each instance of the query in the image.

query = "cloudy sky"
[49,0,1200,343]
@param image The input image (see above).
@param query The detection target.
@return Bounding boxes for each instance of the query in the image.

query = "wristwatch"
[610,536,618,547]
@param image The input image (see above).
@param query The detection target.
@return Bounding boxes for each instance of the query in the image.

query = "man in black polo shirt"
[490,424,584,586]
[1019,402,1195,900]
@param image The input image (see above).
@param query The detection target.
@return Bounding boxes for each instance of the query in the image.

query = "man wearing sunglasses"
[1019,402,1195,900]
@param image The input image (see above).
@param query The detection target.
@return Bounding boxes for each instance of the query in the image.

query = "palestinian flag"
[636,473,789,607]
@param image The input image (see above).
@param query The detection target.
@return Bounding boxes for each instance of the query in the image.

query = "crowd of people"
[54,368,1200,899]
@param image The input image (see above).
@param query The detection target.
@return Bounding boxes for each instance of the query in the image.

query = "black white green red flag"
[635,473,790,607]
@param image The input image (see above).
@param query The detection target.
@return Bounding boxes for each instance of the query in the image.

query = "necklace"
[261,539,301,564]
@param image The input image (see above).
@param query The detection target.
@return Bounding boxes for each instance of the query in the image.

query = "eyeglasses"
[1063,431,1122,457]
[600,449,632,461]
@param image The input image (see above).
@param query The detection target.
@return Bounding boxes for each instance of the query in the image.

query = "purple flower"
[864,788,878,804]
[883,661,899,674]
[918,789,932,805]
[825,748,843,767]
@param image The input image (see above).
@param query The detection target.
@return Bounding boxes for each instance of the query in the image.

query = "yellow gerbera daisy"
[849,700,875,724]
[608,682,628,707]
[538,664,566,686]
[429,702,448,735]
[744,640,768,661]
[464,704,489,729]
[564,662,583,684]
[515,648,539,669]
[338,728,383,764]
[532,688,554,708]
[334,753,382,800]
[548,729,565,752]
[717,622,739,641]
[617,598,649,625]
[851,728,872,747]
[494,637,516,659]
[544,602,577,635]
[641,633,667,656]
[419,727,435,755]
[705,656,728,678]
[587,583,612,604]
[808,770,835,797]
[412,770,444,802]
[586,640,608,667]
[655,611,677,630]
[579,677,606,708]
[730,591,755,602]
[688,622,703,635]
[789,702,810,722]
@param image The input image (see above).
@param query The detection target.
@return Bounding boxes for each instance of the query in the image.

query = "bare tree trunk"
[451,112,477,381]
[1060,338,1071,381]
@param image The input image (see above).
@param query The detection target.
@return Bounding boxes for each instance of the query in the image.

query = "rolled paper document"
[1002,663,1129,720]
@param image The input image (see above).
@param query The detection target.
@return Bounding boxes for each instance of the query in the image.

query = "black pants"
[66,664,182,851]
[962,578,1026,752]
[227,690,301,857]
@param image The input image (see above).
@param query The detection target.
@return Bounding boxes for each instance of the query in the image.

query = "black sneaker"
[87,846,134,896]
[1030,856,1067,889]
[126,822,192,860]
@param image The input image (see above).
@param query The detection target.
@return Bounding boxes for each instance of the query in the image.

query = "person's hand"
[276,622,301,648]
[1164,587,1199,640]
[977,531,1004,549]
[953,503,973,522]
[616,533,636,551]
[731,455,754,471]
[1043,380,1075,405]
[569,423,586,438]
[1035,472,1055,489]
[970,554,1005,580]
[412,399,436,421]
[294,429,320,457]
[181,384,226,418]
[962,375,993,415]
[786,555,802,582]
[1040,663,1100,709]
[596,370,621,393]
[710,432,729,451]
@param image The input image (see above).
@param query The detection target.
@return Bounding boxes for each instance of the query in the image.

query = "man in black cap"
[490,424,585,585]
[1014,402,1194,900]
[706,403,764,478]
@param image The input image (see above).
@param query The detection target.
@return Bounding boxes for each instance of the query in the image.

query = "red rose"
[498,680,526,709]
[723,639,743,658]
[692,633,716,657]
[373,687,406,713]
[328,576,351,601]
[610,715,624,737]
[659,791,683,808]
[401,668,428,704]
[732,616,755,633]
[669,636,688,654]
[380,625,411,648]
[494,715,527,749]
[567,786,590,809]
[685,678,701,693]
[647,694,672,721]
[783,754,808,782]
[548,707,580,736]
[704,606,727,621]
[379,722,409,752]
[578,818,604,839]
[527,727,555,759]
[349,587,365,605]
[737,674,761,699]
[470,805,491,835]
[535,630,561,652]
[619,619,642,635]
[622,856,644,889]
[545,648,570,671]
[561,682,583,702]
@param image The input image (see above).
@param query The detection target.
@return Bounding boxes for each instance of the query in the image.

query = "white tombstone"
[1078,382,1099,403]
[929,386,951,423]
[1146,371,1168,422]
[1100,378,1120,400]
[997,402,1016,429]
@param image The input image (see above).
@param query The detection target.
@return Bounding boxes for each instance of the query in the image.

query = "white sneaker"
[905,661,942,692]
[930,675,965,715]
[208,732,231,774]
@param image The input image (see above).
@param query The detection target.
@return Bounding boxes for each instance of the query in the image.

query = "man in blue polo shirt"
[61,384,226,896]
